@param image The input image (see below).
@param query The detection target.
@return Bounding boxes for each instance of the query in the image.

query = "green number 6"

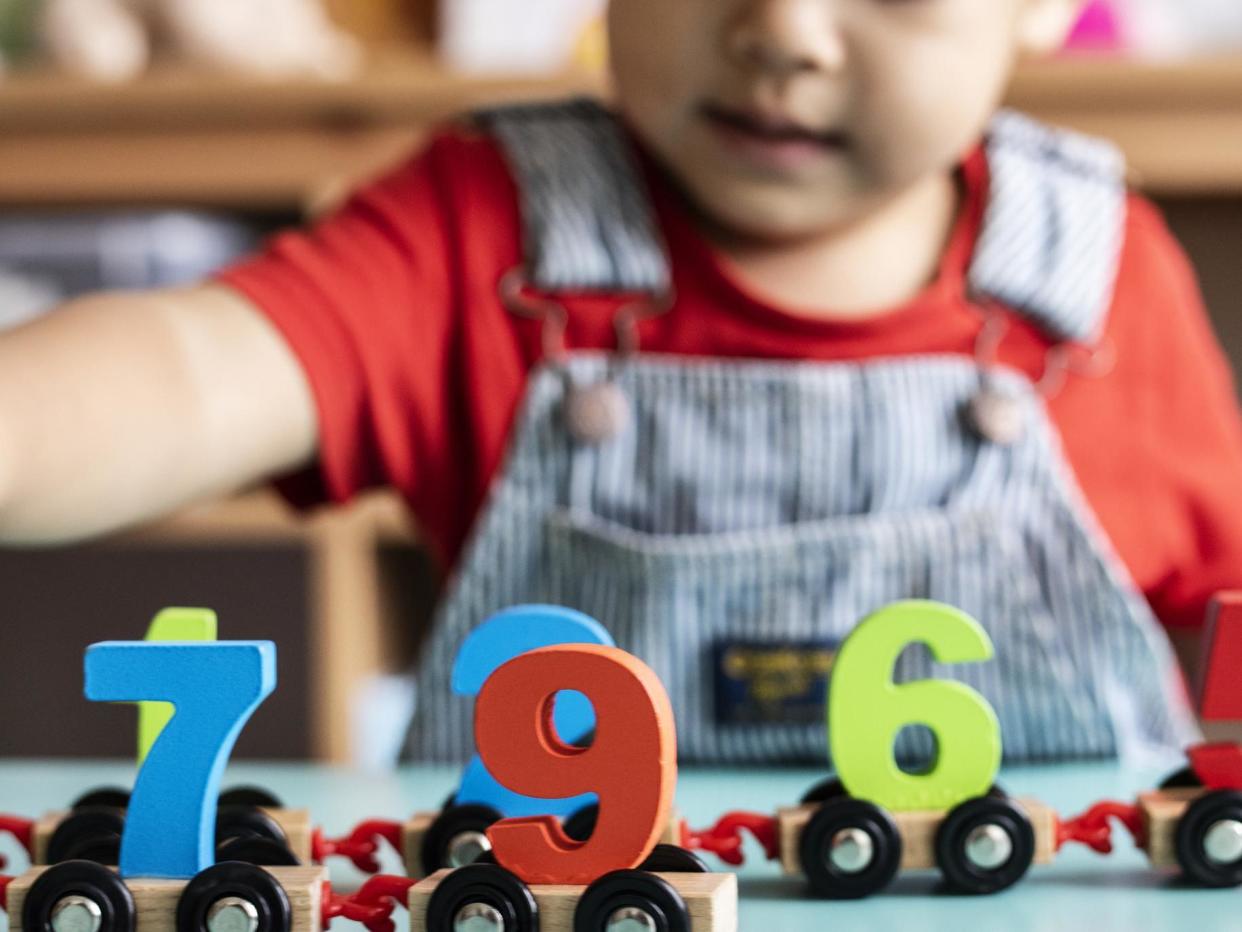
[829,600,1001,812]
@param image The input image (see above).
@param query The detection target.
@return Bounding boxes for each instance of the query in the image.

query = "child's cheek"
[607,0,710,103]
[850,34,1017,189]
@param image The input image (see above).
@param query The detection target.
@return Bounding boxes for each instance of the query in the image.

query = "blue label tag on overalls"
[713,640,838,726]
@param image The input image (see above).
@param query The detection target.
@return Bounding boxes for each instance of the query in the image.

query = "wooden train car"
[27,787,312,868]
[1054,744,1242,889]
[409,858,736,932]
[7,862,326,932]
[401,803,683,877]
[774,781,1057,897]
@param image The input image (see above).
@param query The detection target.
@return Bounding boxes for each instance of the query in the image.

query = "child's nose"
[724,0,846,78]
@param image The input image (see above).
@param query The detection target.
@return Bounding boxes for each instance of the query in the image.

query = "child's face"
[609,0,1081,241]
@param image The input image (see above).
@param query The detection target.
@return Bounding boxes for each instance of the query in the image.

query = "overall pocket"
[542,505,1111,764]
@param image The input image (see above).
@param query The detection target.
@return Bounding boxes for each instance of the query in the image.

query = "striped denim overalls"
[403,101,1199,766]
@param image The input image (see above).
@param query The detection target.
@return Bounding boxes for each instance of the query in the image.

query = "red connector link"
[321,876,416,932]
[0,815,35,871]
[1186,742,1242,790]
[1,874,13,912]
[680,812,781,866]
[1055,801,1145,855]
[312,821,405,874]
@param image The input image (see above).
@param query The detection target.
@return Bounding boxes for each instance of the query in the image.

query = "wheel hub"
[50,896,102,932]
[453,902,505,932]
[605,906,658,932]
[828,827,874,874]
[206,897,260,932]
[965,823,1013,871]
[1204,819,1242,865]
[447,830,493,868]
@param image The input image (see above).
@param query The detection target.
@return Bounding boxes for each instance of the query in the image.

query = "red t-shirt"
[219,120,1242,631]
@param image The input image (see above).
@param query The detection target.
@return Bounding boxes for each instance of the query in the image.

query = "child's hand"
[0,284,316,542]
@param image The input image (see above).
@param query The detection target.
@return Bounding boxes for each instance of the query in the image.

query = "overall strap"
[478,100,1128,346]
[970,110,1127,345]
[475,98,671,297]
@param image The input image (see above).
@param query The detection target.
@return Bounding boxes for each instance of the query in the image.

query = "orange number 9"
[476,643,677,885]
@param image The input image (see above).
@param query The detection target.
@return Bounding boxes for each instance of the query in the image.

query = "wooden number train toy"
[5,593,1242,928]
[0,637,417,932]
[321,607,678,881]
[679,596,1242,897]
[0,609,738,932]
[408,642,735,931]
[0,607,678,881]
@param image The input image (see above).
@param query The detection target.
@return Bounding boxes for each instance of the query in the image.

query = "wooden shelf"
[1008,55,1242,195]
[1,52,1240,209]
[0,52,601,130]
[0,50,601,210]
[108,488,419,764]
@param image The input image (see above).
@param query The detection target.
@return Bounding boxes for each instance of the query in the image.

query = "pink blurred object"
[1066,0,1126,50]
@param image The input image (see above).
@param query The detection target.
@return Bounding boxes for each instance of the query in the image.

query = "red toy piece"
[313,820,406,875]
[321,875,416,932]
[0,874,12,911]
[1055,801,1145,855]
[1199,592,1242,721]
[476,644,678,886]
[0,816,35,870]
[407,642,737,932]
[1186,742,1242,789]
[680,812,781,866]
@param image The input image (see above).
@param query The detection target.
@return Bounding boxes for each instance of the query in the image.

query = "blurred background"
[0,0,1240,767]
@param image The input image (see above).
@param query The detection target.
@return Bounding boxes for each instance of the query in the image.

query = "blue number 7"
[451,605,613,817]
[85,641,276,879]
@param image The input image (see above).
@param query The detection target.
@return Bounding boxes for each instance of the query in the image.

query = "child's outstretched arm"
[0,284,317,543]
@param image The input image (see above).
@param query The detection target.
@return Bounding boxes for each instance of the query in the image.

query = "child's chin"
[695,180,869,242]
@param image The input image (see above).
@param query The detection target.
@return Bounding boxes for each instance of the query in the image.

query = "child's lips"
[700,103,849,173]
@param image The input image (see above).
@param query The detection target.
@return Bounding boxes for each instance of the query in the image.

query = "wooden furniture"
[0,50,601,211]
[1007,55,1242,195]
[1,53,1240,211]
[122,489,423,765]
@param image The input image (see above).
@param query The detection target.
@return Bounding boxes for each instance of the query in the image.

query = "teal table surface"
[1,759,1238,932]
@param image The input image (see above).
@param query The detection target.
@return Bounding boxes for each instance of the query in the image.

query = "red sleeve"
[1104,198,1242,629]
[216,128,535,567]
[218,140,458,507]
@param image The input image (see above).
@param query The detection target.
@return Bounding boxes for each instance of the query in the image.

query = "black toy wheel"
[216,836,301,867]
[1160,766,1202,790]
[638,844,710,873]
[219,786,284,809]
[46,809,126,865]
[70,788,131,812]
[800,777,846,805]
[175,862,291,932]
[216,806,288,847]
[798,797,902,899]
[425,864,537,932]
[1175,789,1242,887]
[934,796,1036,894]
[800,778,1003,806]
[574,870,689,932]
[563,804,599,842]
[420,804,502,873]
[23,860,135,932]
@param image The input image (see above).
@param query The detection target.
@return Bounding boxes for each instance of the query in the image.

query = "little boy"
[2,0,1239,765]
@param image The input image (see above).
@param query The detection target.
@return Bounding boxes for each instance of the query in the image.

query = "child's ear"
[1016,0,1087,57]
